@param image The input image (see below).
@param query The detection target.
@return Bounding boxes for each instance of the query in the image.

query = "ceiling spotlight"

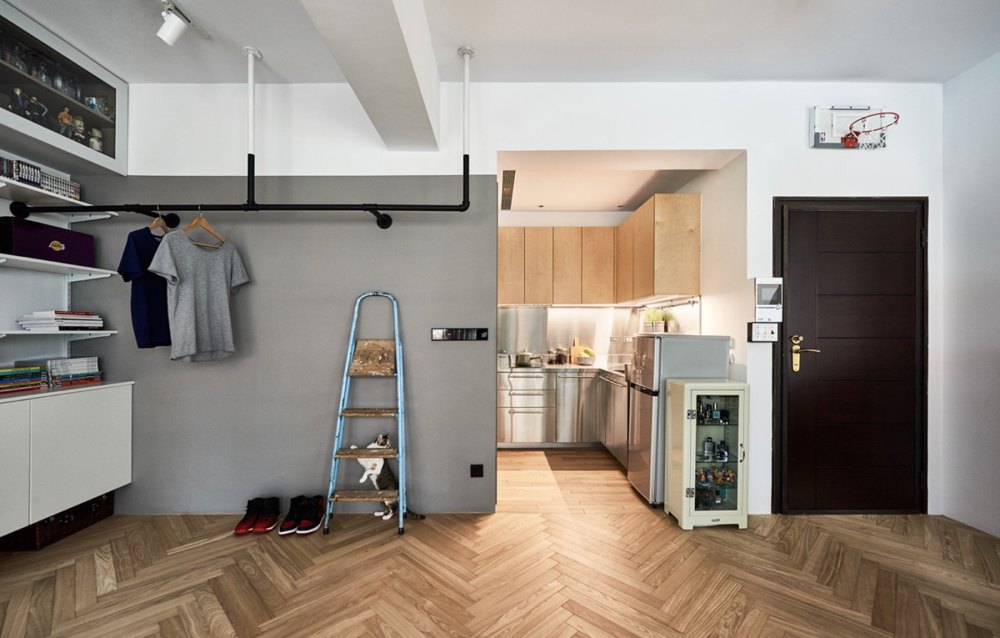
[157,1,191,46]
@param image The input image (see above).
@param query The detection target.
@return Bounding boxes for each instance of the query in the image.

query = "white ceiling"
[7,0,1000,212]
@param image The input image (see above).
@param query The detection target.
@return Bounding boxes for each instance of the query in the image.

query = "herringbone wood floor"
[1,449,998,637]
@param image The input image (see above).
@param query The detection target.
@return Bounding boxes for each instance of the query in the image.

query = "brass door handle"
[790,335,821,372]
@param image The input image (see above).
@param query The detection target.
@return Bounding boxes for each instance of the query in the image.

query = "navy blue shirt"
[118,228,171,348]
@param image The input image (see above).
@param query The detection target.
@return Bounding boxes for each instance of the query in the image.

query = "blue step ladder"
[323,291,409,535]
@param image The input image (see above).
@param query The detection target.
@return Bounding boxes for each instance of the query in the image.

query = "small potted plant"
[660,308,675,332]
[644,306,675,332]
[644,306,664,332]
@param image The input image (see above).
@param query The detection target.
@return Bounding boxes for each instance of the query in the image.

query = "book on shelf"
[15,357,98,372]
[18,323,105,330]
[16,313,105,330]
[0,384,45,395]
[0,365,47,393]
[0,365,46,376]
[22,310,98,317]
[49,372,103,388]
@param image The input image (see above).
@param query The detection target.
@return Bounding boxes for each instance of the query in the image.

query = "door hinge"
[685,487,695,498]
[686,409,697,420]
[920,227,928,248]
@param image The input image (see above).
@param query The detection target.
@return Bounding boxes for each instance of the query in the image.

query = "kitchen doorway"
[773,197,928,513]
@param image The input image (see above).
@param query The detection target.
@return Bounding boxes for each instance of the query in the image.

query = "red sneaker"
[251,497,280,533]
[278,495,308,535]
[234,498,263,535]
[295,495,326,535]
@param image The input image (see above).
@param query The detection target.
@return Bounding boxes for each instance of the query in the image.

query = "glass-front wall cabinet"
[666,379,748,530]
[0,3,127,174]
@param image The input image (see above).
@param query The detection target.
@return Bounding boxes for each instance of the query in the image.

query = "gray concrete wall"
[71,174,498,514]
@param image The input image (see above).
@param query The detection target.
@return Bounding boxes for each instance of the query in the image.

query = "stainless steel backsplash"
[496,306,547,354]
[498,300,701,363]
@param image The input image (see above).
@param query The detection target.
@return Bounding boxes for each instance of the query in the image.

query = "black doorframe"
[770,197,929,514]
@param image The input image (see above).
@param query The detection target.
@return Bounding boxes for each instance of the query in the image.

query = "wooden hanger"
[148,213,169,236]
[183,213,225,248]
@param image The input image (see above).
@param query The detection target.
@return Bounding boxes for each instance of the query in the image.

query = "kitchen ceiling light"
[157,1,190,46]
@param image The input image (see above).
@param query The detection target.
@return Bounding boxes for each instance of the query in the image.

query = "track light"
[157,1,190,46]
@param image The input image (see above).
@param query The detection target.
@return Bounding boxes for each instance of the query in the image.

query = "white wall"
[942,52,1000,537]
[676,154,769,510]
[129,80,947,517]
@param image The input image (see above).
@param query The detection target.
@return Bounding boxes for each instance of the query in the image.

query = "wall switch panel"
[748,322,779,342]
[431,328,489,341]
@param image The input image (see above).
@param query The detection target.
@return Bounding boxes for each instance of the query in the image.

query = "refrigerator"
[627,334,730,504]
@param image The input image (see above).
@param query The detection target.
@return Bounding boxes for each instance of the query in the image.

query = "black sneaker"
[234,498,263,535]
[251,497,281,533]
[295,495,326,535]
[278,495,308,535]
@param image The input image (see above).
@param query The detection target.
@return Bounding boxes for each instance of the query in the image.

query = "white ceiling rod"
[459,46,474,156]
[243,47,262,157]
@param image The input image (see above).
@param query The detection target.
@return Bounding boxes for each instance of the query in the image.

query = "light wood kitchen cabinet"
[628,193,701,300]
[553,227,582,304]
[615,213,635,303]
[582,227,615,303]
[498,227,525,304]
[523,227,553,304]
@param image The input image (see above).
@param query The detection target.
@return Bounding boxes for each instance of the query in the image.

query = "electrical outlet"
[470,464,484,478]
[748,322,779,342]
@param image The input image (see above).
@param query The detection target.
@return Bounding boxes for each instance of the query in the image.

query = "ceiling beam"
[301,0,440,150]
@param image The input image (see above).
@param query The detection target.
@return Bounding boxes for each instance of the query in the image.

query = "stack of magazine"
[12,356,102,389]
[16,310,104,331]
[0,365,47,395]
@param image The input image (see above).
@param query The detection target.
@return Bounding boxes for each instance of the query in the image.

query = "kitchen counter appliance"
[599,368,628,466]
[627,334,730,504]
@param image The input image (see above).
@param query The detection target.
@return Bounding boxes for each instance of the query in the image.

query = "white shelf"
[0,253,116,281]
[0,177,117,223]
[0,330,115,341]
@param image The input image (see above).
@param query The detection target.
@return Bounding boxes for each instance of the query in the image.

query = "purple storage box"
[0,217,95,267]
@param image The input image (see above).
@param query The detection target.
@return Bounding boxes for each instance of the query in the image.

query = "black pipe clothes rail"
[10,154,471,230]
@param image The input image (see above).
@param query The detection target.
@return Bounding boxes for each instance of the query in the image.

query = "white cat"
[352,433,391,490]
[350,433,424,521]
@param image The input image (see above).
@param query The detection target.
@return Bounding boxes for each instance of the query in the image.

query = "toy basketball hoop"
[842,111,899,150]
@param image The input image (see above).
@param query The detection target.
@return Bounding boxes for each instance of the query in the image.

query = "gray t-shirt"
[148,232,250,362]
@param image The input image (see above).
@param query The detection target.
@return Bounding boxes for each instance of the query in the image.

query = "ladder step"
[348,339,396,376]
[333,489,399,503]
[341,407,398,417]
[336,448,398,459]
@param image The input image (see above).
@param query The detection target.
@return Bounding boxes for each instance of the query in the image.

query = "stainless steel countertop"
[499,364,620,375]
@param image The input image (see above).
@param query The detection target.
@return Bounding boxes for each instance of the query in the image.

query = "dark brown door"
[774,198,927,513]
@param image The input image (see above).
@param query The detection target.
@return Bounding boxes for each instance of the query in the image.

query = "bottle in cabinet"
[665,379,748,530]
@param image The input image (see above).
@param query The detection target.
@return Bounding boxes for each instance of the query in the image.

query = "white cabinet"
[0,383,132,537]
[29,383,132,520]
[666,379,748,530]
[0,400,30,536]
[1,176,132,538]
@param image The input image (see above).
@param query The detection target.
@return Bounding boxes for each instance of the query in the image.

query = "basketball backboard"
[811,105,884,149]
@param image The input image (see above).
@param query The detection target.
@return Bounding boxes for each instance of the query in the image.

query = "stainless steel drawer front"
[497,371,555,391]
